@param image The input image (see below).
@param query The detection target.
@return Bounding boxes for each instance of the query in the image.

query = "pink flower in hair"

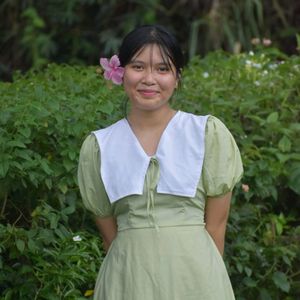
[100,55,124,85]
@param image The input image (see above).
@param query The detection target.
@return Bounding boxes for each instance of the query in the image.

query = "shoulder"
[79,134,99,161]
[93,119,125,136]
[178,111,229,134]
[203,115,241,160]
[178,111,209,130]
[204,115,235,142]
[206,115,229,133]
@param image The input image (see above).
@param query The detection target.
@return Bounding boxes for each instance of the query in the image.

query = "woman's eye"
[158,66,169,72]
[132,64,143,70]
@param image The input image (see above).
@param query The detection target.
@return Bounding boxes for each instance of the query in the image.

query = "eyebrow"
[129,60,168,65]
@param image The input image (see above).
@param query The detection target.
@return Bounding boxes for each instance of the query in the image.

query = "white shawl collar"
[93,111,209,203]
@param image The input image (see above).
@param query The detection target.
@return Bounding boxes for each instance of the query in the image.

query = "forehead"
[131,43,170,63]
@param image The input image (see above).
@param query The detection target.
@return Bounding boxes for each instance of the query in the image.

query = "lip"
[138,89,159,97]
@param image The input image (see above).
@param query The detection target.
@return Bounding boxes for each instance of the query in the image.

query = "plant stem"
[1,192,8,218]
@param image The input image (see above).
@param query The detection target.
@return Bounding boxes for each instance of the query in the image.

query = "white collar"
[93,111,209,203]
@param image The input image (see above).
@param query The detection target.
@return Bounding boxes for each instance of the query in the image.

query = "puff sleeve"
[202,116,243,197]
[77,134,113,217]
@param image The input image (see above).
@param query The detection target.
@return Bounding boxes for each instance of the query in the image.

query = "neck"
[127,106,177,129]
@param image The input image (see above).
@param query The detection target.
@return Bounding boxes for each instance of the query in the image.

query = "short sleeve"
[77,134,113,217]
[202,116,243,197]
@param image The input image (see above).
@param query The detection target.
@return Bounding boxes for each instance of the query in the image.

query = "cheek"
[160,77,177,91]
[123,73,139,90]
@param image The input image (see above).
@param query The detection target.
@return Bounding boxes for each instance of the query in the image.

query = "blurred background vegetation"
[1,0,300,81]
[1,1,300,299]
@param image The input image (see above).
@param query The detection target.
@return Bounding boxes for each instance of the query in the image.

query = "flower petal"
[111,72,123,85]
[110,55,121,68]
[103,70,113,80]
[100,58,110,70]
[114,67,124,77]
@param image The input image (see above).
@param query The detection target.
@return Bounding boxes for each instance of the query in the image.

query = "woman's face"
[123,44,178,112]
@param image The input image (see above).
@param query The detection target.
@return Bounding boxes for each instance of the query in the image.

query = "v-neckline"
[124,110,181,158]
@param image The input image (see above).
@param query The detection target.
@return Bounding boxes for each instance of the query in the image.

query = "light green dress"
[78,116,243,300]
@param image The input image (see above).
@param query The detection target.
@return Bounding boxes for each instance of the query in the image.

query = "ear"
[175,71,182,89]
[175,80,178,89]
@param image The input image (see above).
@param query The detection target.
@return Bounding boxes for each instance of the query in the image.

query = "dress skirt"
[94,225,235,300]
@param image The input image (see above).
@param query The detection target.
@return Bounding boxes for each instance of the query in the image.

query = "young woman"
[78,24,243,300]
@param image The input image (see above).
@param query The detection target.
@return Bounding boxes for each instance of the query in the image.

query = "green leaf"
[282,255,291,267]
[244,266,252,277]
[275,153,291,163]
[40,159,52,175]
[63,158,74,172]
[62,205,75,215]
[28,239,38,252]
[243,277,257,287]
[4,289,13,300]
[49,213,59,229]
[7,140,27,148]
[45,178,52,189]
[266,112,279,123]
[68,151,76,160]
[237,262,243,273]
[0,161,9,177]
[16,239,25,253]
[278,136,292,152]
[19,127,31,138]
[272,271,290,292]
[259,288,272,300]
[275,221,283,235]
[58,182,68,194]
[0,111,11,125]
[288,163,300,195]
[20,265,33,274]
[99,101,114,114]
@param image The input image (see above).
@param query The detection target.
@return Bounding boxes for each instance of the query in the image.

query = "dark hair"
[118,25,184,78]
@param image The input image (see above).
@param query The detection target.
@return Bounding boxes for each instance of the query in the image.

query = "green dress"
[78,116,243,300]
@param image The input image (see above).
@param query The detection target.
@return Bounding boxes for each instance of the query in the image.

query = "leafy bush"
[177,49,300,299]
[0,49,299,299]
[0,202,103,299]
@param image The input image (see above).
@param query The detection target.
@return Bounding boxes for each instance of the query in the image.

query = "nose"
[142,68,155,85]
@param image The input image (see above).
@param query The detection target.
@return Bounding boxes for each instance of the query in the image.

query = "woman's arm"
[204,192,232,256]
[95,216,118,252]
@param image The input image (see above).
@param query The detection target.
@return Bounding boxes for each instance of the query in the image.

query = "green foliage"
[0,202,103,299]
[0,48,299,298]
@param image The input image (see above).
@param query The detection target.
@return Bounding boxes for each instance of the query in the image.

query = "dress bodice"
[113,157,206,231]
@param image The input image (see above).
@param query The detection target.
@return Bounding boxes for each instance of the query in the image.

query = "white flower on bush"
[245,60,261,69]
[268,64,278,70]
[253,63,262,69]
[249,51,254,56]
[202,72,209,78]
[263,70,268,75]
[254,81,260,86]
[293,65,300,71]
[73,235,82,242]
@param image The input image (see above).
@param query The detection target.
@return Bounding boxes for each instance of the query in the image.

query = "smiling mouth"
[138,90,158,97]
